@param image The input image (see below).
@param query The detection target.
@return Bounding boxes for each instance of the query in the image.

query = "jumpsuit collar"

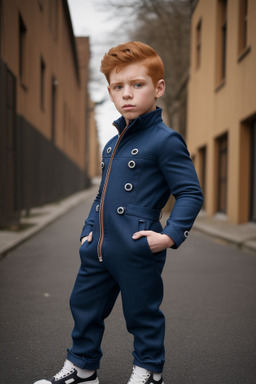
[113,107,163,135]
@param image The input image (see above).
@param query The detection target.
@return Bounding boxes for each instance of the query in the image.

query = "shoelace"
[128,367,151,384]
[54,360,75,380]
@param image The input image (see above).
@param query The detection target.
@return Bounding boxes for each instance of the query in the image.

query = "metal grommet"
[124,183,133,192]
[131,148,139,155]
[100,161,105,169]
[128,160,136,169]
[184,230,189,238]
[117,206,125,215]
[107,147,112,154]
[96,204,100,212]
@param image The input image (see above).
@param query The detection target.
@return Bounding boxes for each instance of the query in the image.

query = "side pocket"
[138,219,145,231]
[138,219,153,256]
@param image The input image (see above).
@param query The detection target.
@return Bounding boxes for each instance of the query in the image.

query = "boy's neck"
[124,107,159,125]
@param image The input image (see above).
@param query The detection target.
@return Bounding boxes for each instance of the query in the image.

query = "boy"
[34,41,203,384]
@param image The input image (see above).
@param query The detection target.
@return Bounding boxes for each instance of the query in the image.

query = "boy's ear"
[155,79,165,99]
[107,86,114,102]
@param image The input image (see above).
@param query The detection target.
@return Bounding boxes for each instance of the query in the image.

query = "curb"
[193,220,256,253]
[0,185,98,259]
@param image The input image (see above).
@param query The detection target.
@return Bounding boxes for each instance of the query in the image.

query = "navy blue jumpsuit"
[67,108,203,373]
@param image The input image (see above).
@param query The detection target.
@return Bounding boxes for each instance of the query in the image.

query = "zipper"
[97,125,128,262]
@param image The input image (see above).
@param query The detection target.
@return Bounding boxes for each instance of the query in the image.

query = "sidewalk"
[193,211,256,252]
[1,184,256,258]
[0,184,98,259]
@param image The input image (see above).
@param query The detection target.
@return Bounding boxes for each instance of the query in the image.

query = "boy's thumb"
[132,231,146,239]
[87,231,93,242]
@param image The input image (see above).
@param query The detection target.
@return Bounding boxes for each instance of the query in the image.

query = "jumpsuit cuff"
[67,348,101,370]
[161,226,185,249]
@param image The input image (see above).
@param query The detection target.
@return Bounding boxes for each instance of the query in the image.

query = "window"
[51,76,58,143]
[40,57,46,110]
[19,14,27,86]
[38,0,44,11]
[239,117,256,223]
[0,67,18,227]
[216,0,227,86]
[196,20,202,69]
[238,0,249,57]
[199,146,207,206]
[49,0,58,40]
[63,102,67,134]
[250,121,256,222]
[217,133,228,213]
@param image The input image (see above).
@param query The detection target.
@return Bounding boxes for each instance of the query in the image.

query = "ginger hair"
[100,41,164,86]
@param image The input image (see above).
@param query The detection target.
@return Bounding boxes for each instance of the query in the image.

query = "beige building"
[0,0,100,228]
[187,0,256,224]
[87,100,101,180]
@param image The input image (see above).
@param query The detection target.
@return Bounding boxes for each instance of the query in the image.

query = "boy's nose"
[122,85,132,99]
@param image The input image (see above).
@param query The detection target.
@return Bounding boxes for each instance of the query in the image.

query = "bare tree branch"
[97,0,192,135]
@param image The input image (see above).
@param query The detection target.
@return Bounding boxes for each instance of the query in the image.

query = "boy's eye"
[134,83,142,88]
[114,85,122,90]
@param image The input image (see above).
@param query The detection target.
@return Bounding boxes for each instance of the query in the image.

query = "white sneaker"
[34,359,99,384]
[127,366,164,384]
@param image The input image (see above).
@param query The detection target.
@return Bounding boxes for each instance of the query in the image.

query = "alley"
[0,197,255,384]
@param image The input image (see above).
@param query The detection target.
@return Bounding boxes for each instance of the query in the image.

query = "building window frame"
[19,13,28,88]
[238,0,248,54]
[215,0,228,89]
[38,0,44,11]
[250,120,256,222]
[237,0,251,62]
[49,0,58,41]
[40,57,46,111]
[196,19,202,70]
[216,133,228,214]
[198,145,207,208]
[51,76,58,143]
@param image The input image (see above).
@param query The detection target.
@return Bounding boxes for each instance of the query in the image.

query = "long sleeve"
[159,132,204,248]
[80,186,102,241]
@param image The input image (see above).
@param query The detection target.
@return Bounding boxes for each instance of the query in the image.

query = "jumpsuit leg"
[67,241,120,370]
[120,249,165,373]
[110,239,166,374]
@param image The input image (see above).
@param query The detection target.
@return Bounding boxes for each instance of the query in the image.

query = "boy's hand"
[81,231,93,245]
[132,230,174,252]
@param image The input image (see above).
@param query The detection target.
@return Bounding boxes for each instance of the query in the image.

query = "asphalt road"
[0,197,255,384]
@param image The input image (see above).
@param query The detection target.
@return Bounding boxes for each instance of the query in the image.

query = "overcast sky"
[67,0,130,147]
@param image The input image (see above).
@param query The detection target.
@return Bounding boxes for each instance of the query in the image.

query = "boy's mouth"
[123,104,135,111]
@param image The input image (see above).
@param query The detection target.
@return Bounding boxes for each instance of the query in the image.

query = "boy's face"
[108,62,165,123]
